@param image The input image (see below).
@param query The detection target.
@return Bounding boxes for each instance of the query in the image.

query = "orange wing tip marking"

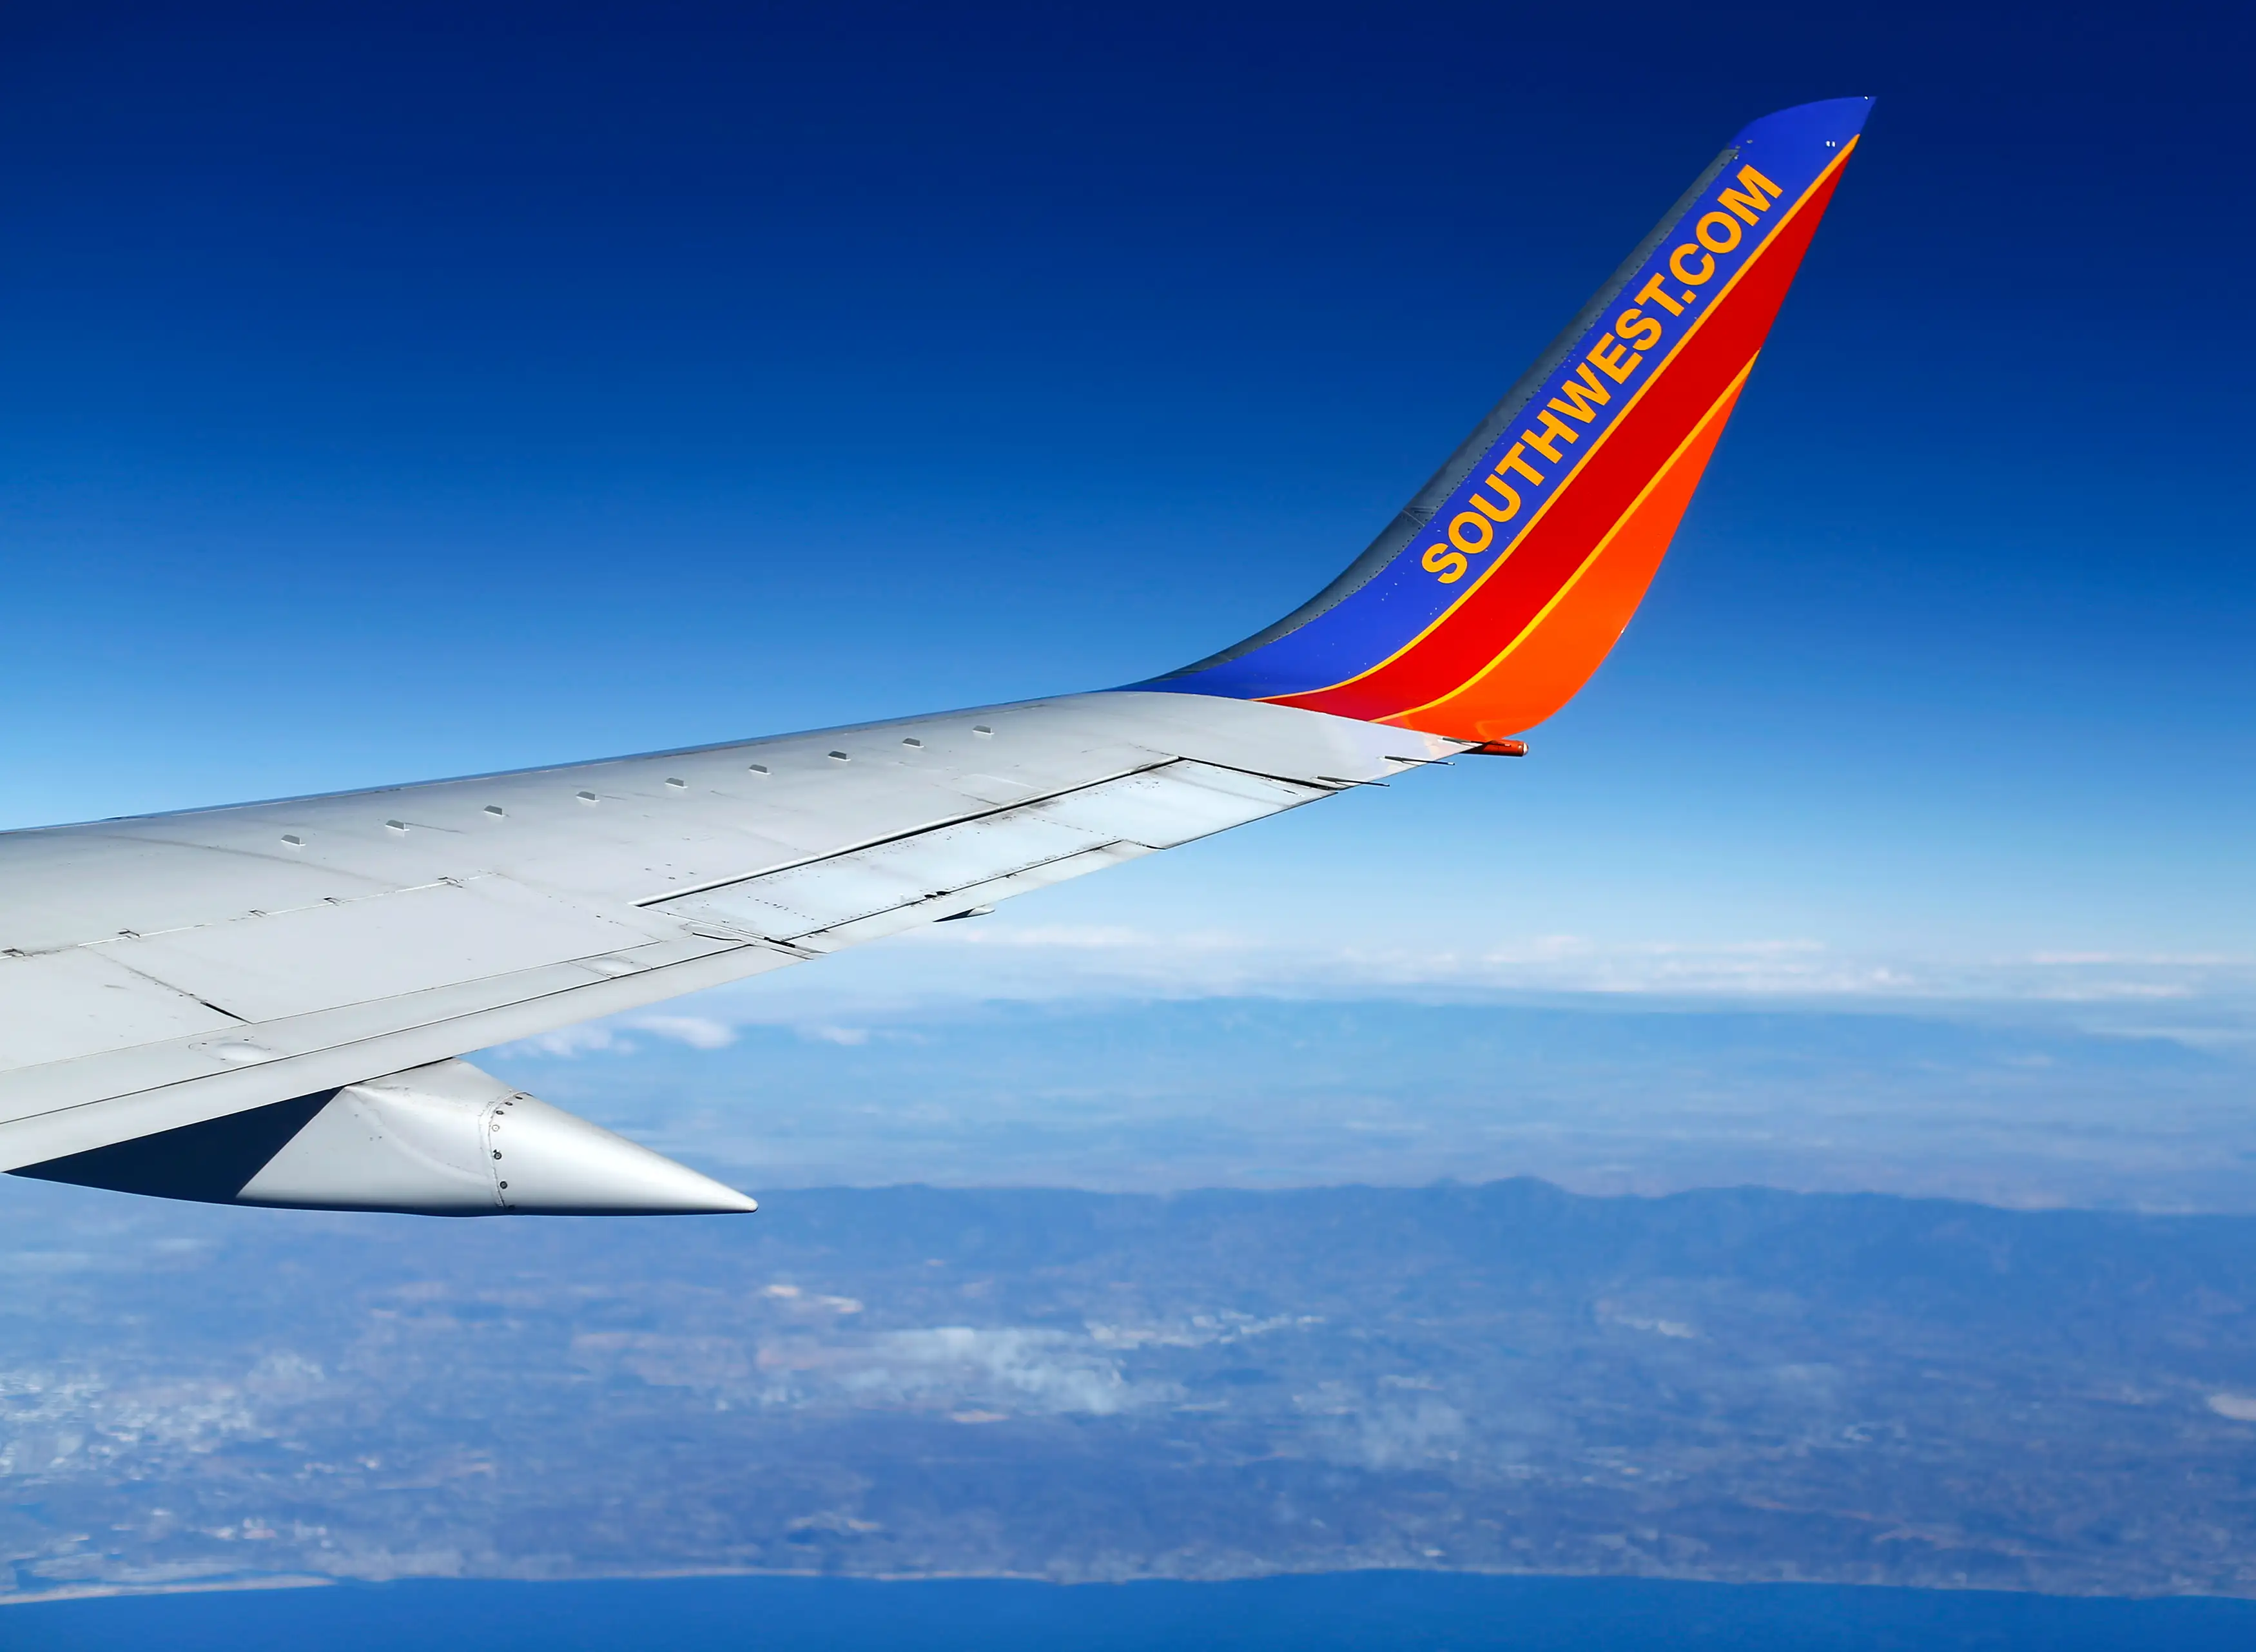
[1466,740,1528,757]
[1379,362,1755,741]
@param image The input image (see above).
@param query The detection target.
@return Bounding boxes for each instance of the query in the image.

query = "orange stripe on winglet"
[1379,360,1755,741]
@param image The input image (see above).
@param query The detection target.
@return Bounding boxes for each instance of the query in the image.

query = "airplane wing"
[1,99,1869,1214]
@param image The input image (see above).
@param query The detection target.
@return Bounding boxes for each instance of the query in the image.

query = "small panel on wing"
[1033,762,1325,848]
[0,947,246,1071]
[92,876,656,1024]
[659,760,1330,944]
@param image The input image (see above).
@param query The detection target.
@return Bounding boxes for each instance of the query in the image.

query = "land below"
[5,1176,2256,1600]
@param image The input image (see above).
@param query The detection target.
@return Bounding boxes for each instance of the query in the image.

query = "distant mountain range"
[492,997,2256,1212]
[4,1176,2256,1601]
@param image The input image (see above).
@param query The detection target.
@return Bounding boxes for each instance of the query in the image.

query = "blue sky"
[2,1,2250,1044]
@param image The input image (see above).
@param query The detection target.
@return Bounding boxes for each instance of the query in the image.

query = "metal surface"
[237,1059,759,1216]
[0,692,1449,1172]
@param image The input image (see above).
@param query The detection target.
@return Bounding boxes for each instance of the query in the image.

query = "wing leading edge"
[0,100,1868,1211]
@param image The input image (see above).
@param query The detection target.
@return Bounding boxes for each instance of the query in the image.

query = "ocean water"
[10,1573,2256,1651]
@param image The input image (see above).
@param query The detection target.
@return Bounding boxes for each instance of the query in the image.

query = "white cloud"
[866,1327,1153,1415]
[754,1326,1174,1417]
[1339,1398,1466,1470]
[628,1015,738,1051]
[851,922,2256,1011]
[501,1013,738,1060]
[492,915,2256,1062]
[504,1023,629,1058]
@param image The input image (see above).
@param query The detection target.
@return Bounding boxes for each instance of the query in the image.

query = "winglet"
[1140,98,1871,741]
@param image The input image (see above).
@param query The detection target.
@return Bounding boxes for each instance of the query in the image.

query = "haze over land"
[493,987,2256,1214]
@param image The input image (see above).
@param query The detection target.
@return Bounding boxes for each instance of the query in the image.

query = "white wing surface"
[0,692,1449,1205]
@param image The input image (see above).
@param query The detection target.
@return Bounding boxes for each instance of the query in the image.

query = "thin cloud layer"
[501,920,2256,1063]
